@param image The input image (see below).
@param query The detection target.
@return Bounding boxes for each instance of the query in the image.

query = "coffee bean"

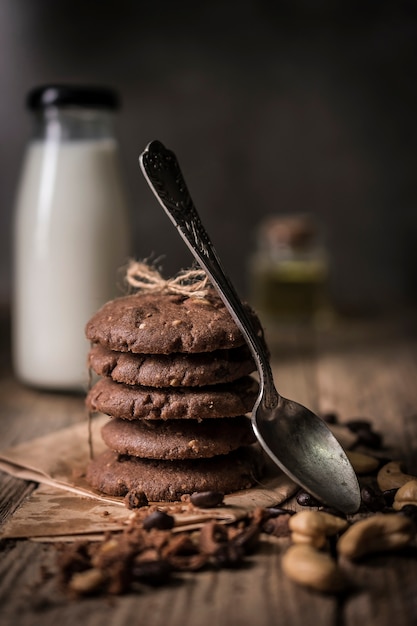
[346,419,373,432]
[322,412,339,424]
[345,419,382,449]
[264,506,295,518]
[383,488,398,508]
[296,490,321,507]
[142,510,175,531]
[356,428,382,449]
[398,504,417,525]
[360,485,386,512]
[190,491,224,508]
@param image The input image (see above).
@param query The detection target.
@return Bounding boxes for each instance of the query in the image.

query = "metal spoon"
[139,140,361,514]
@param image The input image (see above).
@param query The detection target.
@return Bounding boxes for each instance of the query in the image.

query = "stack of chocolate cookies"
[85,289,266,502]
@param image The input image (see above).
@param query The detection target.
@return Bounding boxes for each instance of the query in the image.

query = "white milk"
[13,138,130,391]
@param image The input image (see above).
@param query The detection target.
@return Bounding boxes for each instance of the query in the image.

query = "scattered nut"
[377,461,417,491]
[68,568,105,594]
[328,423,359,449]
[337,513,415,559]
[56,412,416,599]
[393,480,417,511]
[282,544,346,593]
[289,510,349,548]
[346,450,380,474]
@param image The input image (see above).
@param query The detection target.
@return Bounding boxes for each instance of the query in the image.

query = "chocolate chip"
[190,491,224,508]
[142,510,175,531]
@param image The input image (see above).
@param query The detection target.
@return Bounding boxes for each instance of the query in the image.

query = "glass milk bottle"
[12,85,131,391]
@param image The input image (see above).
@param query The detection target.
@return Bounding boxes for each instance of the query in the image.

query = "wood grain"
[1,315,417,626]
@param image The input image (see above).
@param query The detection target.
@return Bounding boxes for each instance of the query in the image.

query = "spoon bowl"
[139,140,361,514]
[253,395,360,512]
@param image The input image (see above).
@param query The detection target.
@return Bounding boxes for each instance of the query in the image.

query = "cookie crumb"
[124,490,149,510]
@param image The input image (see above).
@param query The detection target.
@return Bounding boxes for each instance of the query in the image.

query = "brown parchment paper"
[0,415,304,541]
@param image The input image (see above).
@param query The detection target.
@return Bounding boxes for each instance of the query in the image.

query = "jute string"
[125,260,210,298]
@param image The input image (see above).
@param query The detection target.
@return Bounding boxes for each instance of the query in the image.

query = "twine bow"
[125,260,210,298]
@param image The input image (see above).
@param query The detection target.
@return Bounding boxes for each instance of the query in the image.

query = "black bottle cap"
[26,84,120,111]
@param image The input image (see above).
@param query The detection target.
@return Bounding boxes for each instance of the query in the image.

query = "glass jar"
[12,84,131,391]
[248,214,330,341]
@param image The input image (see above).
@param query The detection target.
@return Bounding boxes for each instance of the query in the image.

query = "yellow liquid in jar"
[250,259,328,324]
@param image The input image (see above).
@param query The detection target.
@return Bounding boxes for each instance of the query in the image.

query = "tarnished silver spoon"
[139,140,360,514]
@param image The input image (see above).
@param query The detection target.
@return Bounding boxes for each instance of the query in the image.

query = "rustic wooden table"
[1,312,417,626]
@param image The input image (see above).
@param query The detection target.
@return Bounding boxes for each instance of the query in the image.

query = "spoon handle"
[139,140,278,408]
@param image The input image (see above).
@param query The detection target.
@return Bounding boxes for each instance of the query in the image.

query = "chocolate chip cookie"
[84,278,268,502]
[88,343,256,387]
[85,290,263,354]
[101,415,256,460]
[86,376,259,421]
[86,447,264,501]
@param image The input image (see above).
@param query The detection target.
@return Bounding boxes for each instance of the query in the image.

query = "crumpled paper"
[0,415,302,541]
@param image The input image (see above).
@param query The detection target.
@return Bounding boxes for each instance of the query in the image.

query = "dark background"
[1,0,417,315]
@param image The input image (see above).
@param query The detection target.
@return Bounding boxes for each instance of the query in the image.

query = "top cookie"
[85,290,263,354]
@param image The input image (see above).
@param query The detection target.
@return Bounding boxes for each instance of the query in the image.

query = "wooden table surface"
[1,312,417,626]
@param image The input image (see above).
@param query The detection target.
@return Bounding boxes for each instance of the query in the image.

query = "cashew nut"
[377,461,417,491]
[393,479,417,510]
[289,510,348,548]
[68,568,105,594]
[282,544,346,592]
[328,423,358,449]
[346,450,379,475]
[337,513,415,559]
